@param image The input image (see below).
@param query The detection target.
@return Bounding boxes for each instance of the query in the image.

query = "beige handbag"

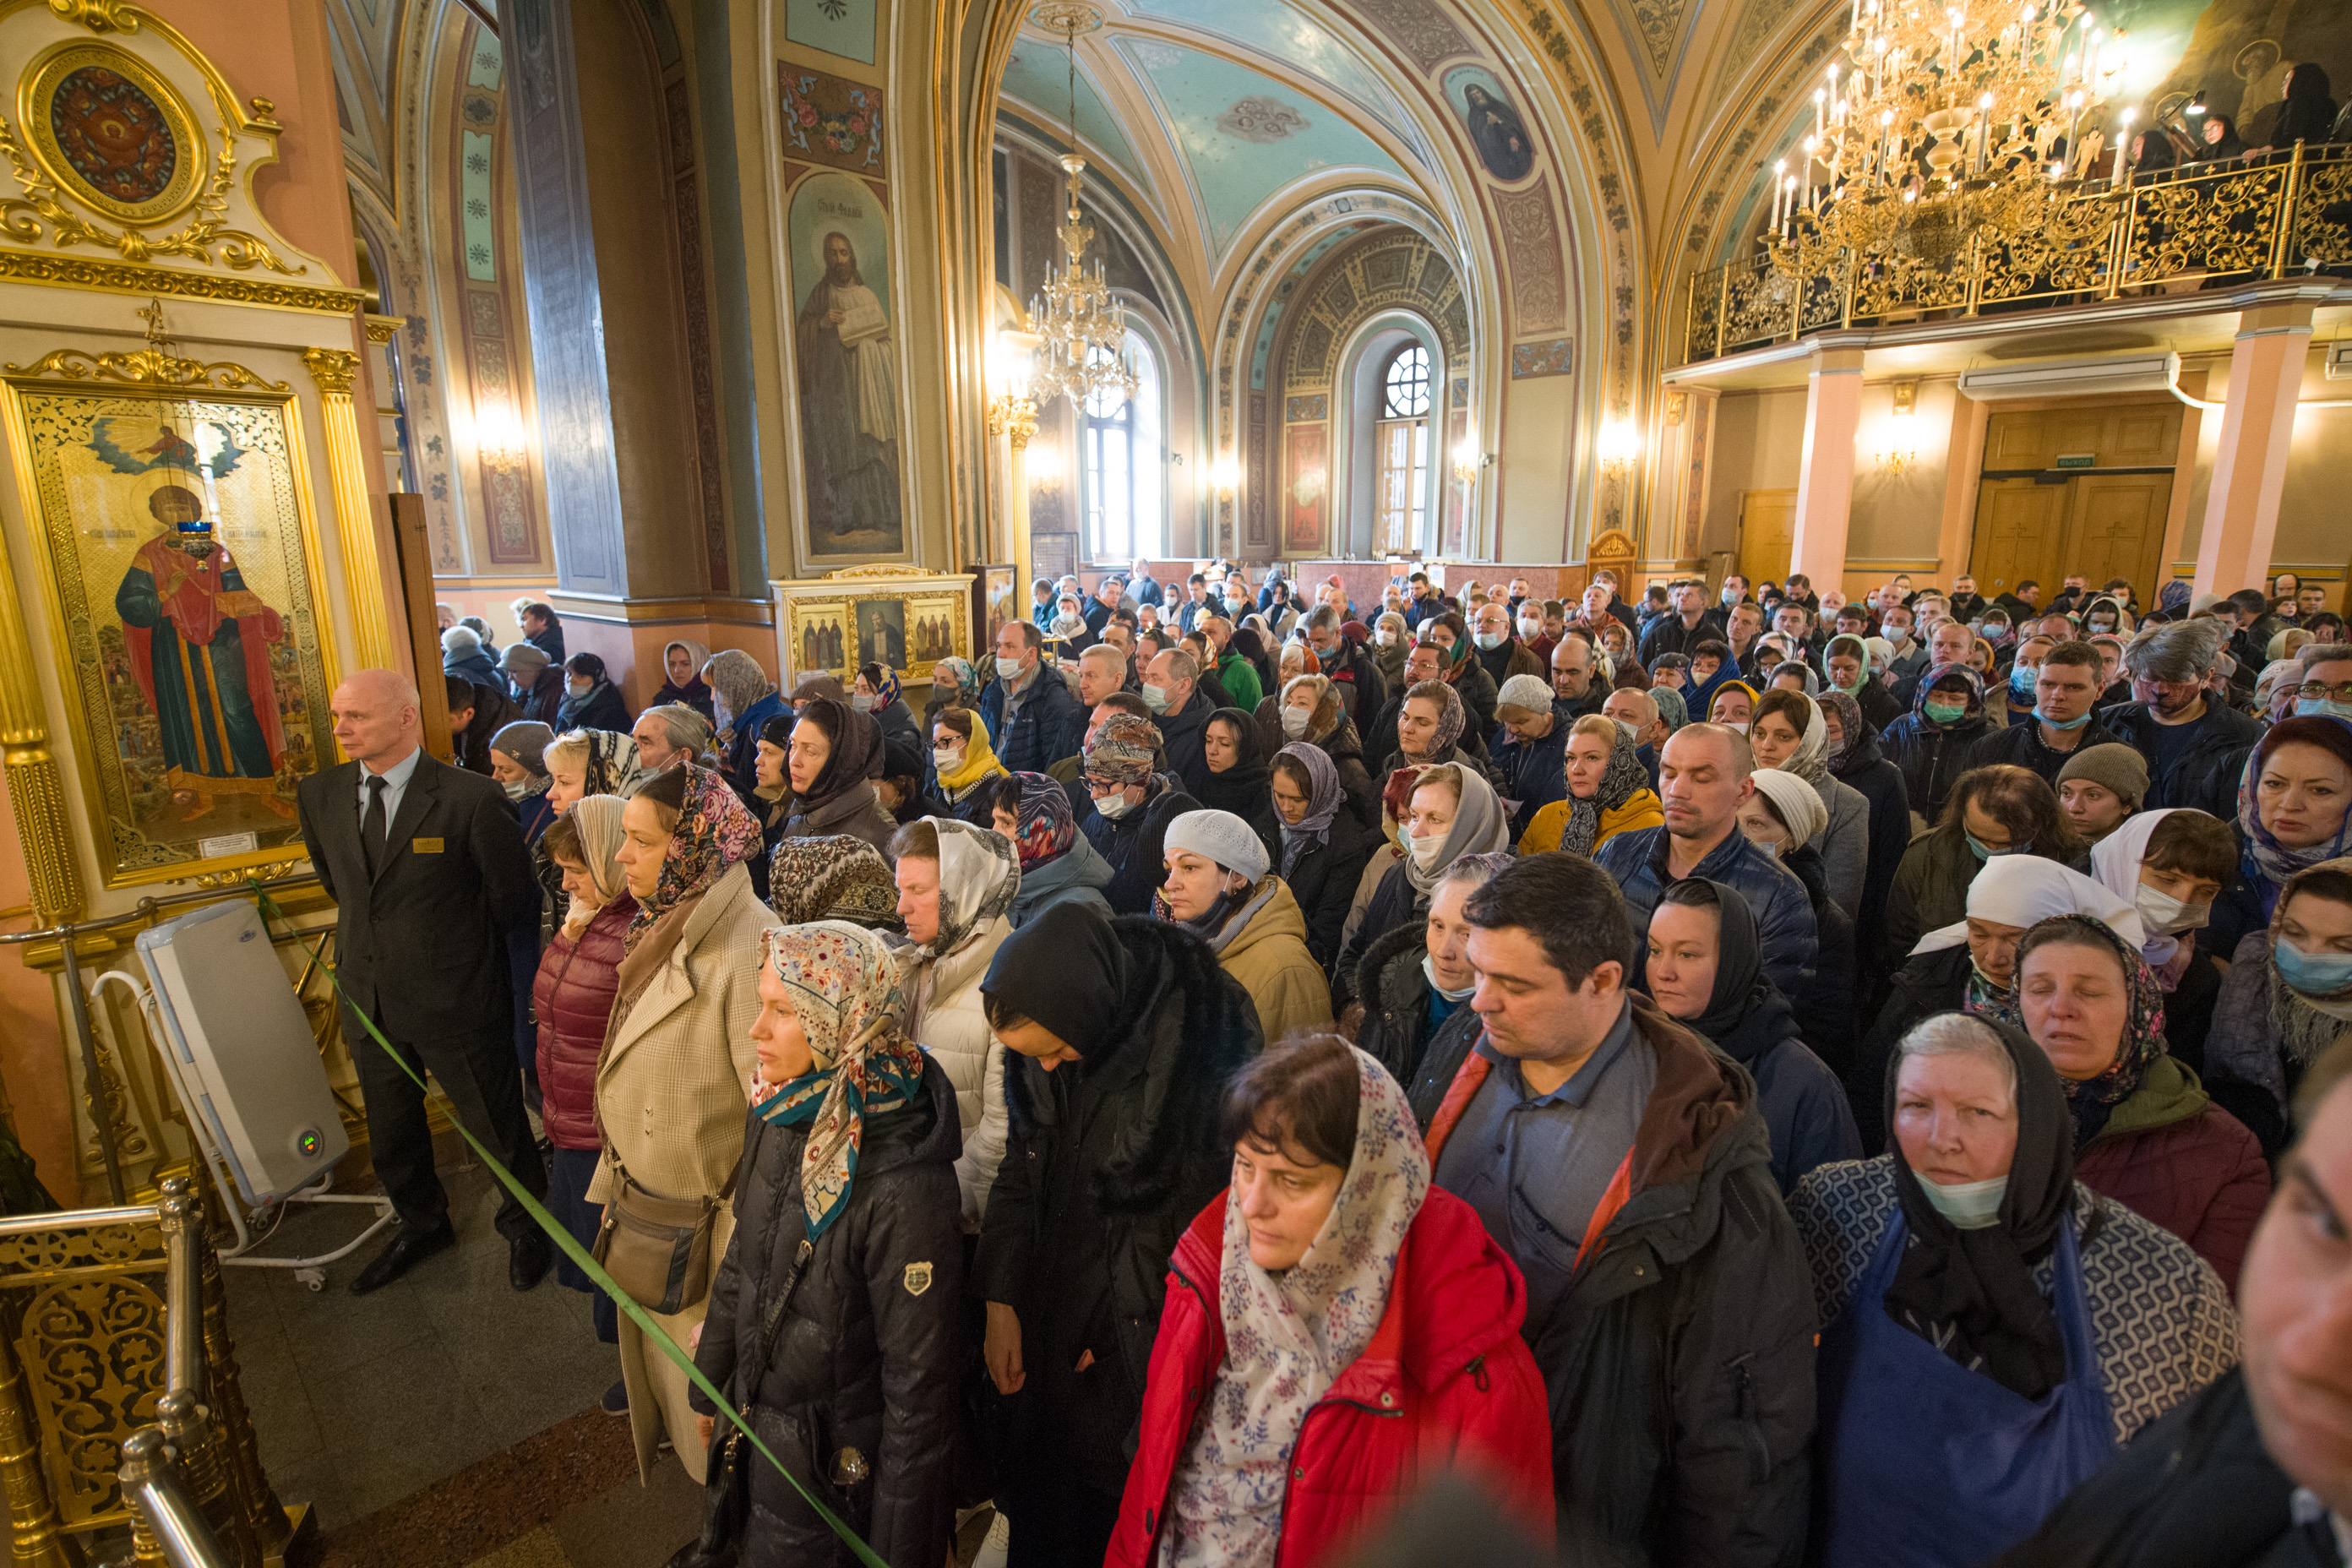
[592,1161,732,1315]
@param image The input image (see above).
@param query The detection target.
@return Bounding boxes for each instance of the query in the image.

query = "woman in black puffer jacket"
[689,921,964,1568]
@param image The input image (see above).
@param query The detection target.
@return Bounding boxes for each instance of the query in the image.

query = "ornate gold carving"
[303,348,398,671]
[0,1329,77,1568]
[2,346,285,390]
[176,856,301,890]
[297,346,356,396]
[0,117,297,274]
[48,0,141,30]
[821,563,936,580]
[0,251,363,313]
[19,44,201,227]
[362,313,400,345]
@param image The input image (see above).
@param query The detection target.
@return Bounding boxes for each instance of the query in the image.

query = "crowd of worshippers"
[355,567,2352,1568]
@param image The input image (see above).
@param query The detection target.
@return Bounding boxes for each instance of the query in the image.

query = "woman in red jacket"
[1108,1033,1553,1568]
[533,795,635,1371]
[2013,913,2271,1292]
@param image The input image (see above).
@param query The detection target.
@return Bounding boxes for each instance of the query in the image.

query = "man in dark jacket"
[297,669,548,1295]
[443,673,519,776]
[1303,603,1388,736]
[1598,723,1818,1000]
[976,903,1263,1568]
[1990,1041,2352,1568]
[1141,646,1215,797]
[2102,618,2263,820]
[1488,675,1576,840]
[977,620,1086,774]
[1423,854,1816,1565]
[499,642,564,727]
[1961,640,2120,787]
[1637,581,1726,666]
[1470,600,1546,690]
[1075,711,1197,915]
[519,600,565,666]
[1402,570,1451,631]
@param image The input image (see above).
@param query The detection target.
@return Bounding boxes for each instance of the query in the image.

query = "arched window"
[1373,345,1431,554]
[1082,329,1162,563]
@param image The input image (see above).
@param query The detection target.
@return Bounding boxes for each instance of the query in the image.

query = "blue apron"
[1816,1211,2115,1567]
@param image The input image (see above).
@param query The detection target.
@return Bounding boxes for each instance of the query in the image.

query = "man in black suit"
[297,669,552,1296]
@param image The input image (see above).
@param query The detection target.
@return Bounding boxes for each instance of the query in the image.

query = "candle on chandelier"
[2115,106,2136,187]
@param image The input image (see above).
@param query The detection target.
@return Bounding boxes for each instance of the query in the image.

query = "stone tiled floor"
[218,1152,702,1565]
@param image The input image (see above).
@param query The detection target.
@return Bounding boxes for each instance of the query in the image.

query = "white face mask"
[934,745,964,769]
[1918,1173,2007,1229]
[501,779,531,802]
[1422,952,1476,1002]
[995,654,1026,682]
[1517,618,1543,640]
[567,680,592,698]
[1377,629,1398,647]
[2134,883,2213,934]
[1280,706,1312,738]
[1093,792,1138,819]
[851,692,878,711]
[1407,830,1446,870]
[1723,720,1750,734]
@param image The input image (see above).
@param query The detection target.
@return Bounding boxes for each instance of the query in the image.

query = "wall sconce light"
[986,328,1041,450]
[473,401,527,473]
[1210,452,1240,498]
[1028,435,1064,491]
[1598,417,1641,479]
[1876,377,1919,475]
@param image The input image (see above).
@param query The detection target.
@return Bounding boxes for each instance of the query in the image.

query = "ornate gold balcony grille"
[1683,142,2352,364]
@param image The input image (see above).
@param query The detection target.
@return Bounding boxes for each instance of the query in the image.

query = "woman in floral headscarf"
[595,762,780,1484]
[2013,913,2269,1292]
[989,770,1114,928]
[1108,1036,1554,1568]
[688,920,965,1568]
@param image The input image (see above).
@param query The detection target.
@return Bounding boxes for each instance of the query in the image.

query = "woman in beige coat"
[1158,808,1334,1043]
[596,762,779,1482]
[889,816,1018,1227]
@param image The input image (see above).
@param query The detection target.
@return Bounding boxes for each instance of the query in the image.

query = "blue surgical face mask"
[1966,831,2026,862]
[2036,705,2093,731]
[2009,664,2037,697]
[1918,1173,2008,1229]
[2274,934,2352,997]
[2296,697,2352,721]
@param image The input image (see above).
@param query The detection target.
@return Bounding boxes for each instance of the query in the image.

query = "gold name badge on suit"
[411,837,444,854]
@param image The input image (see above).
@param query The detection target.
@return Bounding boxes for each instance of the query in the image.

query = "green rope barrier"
[248,880,889,1568]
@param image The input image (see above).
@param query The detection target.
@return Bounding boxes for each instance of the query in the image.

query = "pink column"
[2197,303,2314,595]
[1791,343,1865,586]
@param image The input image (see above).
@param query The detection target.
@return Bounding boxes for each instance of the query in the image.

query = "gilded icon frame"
[19,40,207,228]
[0,370,343,890]
[786,596,852,681]
[847,589,964,683]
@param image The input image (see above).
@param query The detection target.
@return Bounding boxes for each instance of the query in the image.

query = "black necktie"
[362,775,389,876]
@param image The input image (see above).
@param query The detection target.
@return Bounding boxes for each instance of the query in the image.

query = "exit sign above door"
[2054,454,2097,470]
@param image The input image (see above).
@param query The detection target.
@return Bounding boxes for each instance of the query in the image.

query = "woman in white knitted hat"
[1740,766,1863,1077]
[1160,808,1334,1043]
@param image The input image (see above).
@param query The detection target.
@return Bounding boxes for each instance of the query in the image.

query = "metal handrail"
[114,1429,235,1568]
[0,872,324,1203]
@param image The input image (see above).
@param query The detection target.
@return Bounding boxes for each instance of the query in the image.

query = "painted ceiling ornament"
[1217,95,1309,144]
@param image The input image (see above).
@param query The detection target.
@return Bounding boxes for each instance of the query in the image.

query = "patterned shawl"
[1399,678,1465,760]
[2022,914,2170,1148]
[1559,721,1652,860]
[624,762,762,951]
[920,819,1020,959]
[559,794,630,939]
[930,656,983,710]
[2237,715,2352,909]
[1010,770,1078,869]
[1160,1048,1429,1568]
[767,836,903,932]
[1912,662,1985,729]
[750,922,928,1238]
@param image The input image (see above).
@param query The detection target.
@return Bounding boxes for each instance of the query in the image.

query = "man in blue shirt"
[1418,855,1816,1566]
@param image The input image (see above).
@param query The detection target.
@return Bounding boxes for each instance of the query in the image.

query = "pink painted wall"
[0,776,75,1205]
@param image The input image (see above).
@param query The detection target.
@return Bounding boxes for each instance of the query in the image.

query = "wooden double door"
[1969,405,2180,601]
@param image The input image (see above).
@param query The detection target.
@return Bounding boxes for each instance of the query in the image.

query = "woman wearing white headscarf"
[1750,689,1870,919]
[1738,767,1859,1072]
[1106,1036,1554,1567]
[534,796,635,1356]
[2086,807,2241,1073]
[887,815,1021,1226]
[1331,762,1513,1012]
[1848,856,2142,1152]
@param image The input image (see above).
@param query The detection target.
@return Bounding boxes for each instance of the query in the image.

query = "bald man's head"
[332,668,423,770]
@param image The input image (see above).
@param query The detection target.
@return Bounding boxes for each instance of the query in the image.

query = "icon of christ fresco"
[112,482,291,815]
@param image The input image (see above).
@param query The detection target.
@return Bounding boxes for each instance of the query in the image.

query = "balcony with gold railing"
[1683,142,2352,366]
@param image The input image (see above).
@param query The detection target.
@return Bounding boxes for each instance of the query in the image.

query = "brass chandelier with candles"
[1759,0,2132,275]
[1024,4,1136,414]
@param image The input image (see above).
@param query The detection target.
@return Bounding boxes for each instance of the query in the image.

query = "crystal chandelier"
[1758,0,2123,273]
[1026,11,1135,412]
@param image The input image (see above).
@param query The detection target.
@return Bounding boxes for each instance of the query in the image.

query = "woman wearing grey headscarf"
[1331,761,1513,1012]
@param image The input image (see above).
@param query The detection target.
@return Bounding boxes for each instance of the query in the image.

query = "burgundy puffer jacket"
[533,894,634,1151]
